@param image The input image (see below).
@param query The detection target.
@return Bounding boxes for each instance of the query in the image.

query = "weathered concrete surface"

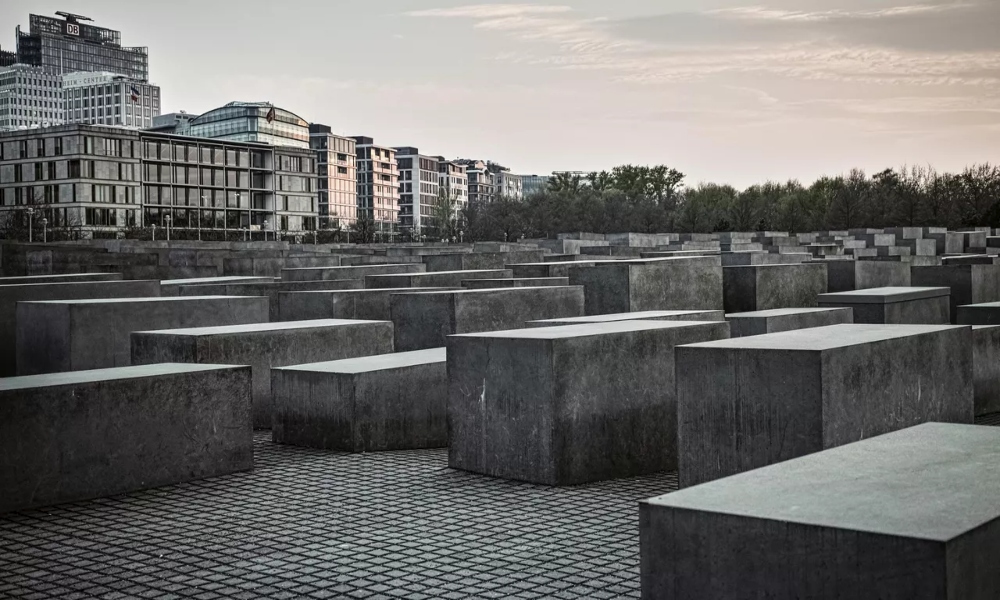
[460,277,570,289]
[0,363,252,514]
[569,257,724,315]
[0,279,161,377]
[365,269,513,289]
[131,320,394,429]
[719,252,807,266]
[826,259,912,292]
[973,325,1000,416]
[223,255,341,278]
[272,348,447,452]
[160,276,274,297]
[16,296,270,375]
[281,263,426,282]
[526,310,725,327]
[423,251,545,272]
[392,286,585,351]
[179,280,363,321]
[448,320,731,485]
[676,324,973,487]
[641,423,1000,600]
[912,264,1000,323]
[725,307,854,337]
[0,273,122,285]
[277,287,456,322]
[722,263,828,313]
[818,286,951,324]
[957,302,1000,326]
[509,261,601,279]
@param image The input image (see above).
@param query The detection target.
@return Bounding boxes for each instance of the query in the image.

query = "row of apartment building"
[0,12,544,237]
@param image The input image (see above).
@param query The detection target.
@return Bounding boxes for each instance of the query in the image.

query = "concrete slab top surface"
[532,310,723,324]
[277,348,445,374]
[21,295,266,305]
[283,264,413,271]
[960,302,1000,309]
[681,323,965,351]
[453,320,723,340]
[394,286,578,296]
[645,423,1000,542]
[161,276,274,285]
[0,273,119,281]
[371,269,509,277]
[0,279,158,290]
[133,319,387,336]
[286,287,451,296]
[817,286,950,304]
[973,325,1000,331]
[0,363,243,392]
[725,307,853,318]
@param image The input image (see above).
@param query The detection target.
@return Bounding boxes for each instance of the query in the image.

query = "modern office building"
[395,147,441,236]
[353,136,399,237]
[148,112,198,135]
[14,13,149,82]
[186,102,310,149]
[0,124,318,236]
[62,71,160,129]
[521,174,550,197]
[0,64,65,131]
[310,124,357,230]
[438,158,468,213]
[0,47,15,68]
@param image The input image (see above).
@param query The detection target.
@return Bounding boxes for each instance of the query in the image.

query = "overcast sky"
[2,0,998,187]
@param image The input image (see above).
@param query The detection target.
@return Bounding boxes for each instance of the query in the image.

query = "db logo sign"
[66,23,80,36]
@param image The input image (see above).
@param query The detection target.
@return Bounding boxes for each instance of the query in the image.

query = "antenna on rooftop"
[55,12,93,23]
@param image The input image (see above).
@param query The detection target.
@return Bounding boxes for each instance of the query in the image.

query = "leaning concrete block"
[448,320,731,485]
[818,286,950,324]
[392,286,585,351]
[272,348,447,452]
[641,423,1000,600]
[725,307,853,337]
[281,263,425,282]
[912,264,1000,323]
[722,263,828,313]
[569,256,724,315]
[526,309,725,327]
[460,277,569,289]
[16,296,269,375]
[0,279,161,377]
[825,259,911,292]
[179,280,362,321]
[365,269,513,289]
[277,287,456,322]
[0,363,252,514]
[973,325,1000,416]
[131,319,393,429]
[676,324,973,487]
[160,275,274,297]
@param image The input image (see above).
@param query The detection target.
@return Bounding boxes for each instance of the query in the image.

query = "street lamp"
[26,207,34,243]
[152,224,157,241]
[242,227,248,242]
[41,217,48,243]
[165,214,172,242]
[264,220,270,243]
[199,195,206,241]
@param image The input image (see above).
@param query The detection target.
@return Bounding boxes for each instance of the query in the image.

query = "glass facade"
[0,65,64,131]
[310,125,357,229]
[188,103,310,149]
[16,15,148,82]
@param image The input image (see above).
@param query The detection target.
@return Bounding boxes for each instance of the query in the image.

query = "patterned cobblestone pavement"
[3,414,997,599]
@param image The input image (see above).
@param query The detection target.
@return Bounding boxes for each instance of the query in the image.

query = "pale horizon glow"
[1,0,997,187]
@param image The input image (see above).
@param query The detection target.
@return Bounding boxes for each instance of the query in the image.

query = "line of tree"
[461,164,1000,241]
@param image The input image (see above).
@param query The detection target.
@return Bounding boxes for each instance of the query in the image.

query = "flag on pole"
[129,85,140,104]
[265,106,276,123]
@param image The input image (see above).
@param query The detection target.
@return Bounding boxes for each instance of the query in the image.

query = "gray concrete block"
[0,363,253,514]
[826,259,911,292]
[0,279,161,377]
[818,286,951,324]
[0,273,122,285]
[179,280,363,321]
[131,319,394,429]
[365,269,513,289]
[676,324,973,487]
[281,263,425,282]
[725,307,854,337]
[973,325,1000,416]
[641,423,1000,600]
[160,276,274,297]
[448,320,731,485]
[423,251,544,272]
[460,277,569,289]
[392,286,585,351]
[912,264,1000,323]
[719,251,806,266]
[526,310,725,327]
[277,287,457,322]
[510,261,600,278]
[16,296,270,375]
[569,257,724,316]
[723,263,828,313]
[957,302,1000,326]
[272,348,447,452]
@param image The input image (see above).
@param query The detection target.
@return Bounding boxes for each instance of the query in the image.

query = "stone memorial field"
[2,229,999,599]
